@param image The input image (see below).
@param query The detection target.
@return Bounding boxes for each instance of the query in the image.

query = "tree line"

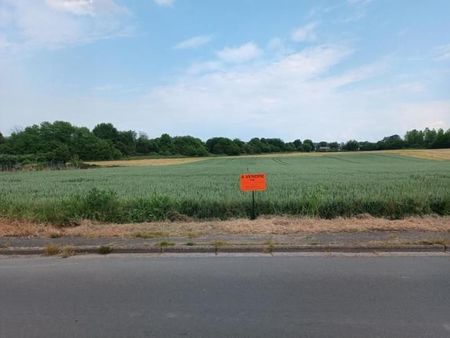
[0,121,449,166]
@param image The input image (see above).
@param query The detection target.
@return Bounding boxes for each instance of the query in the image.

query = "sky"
[0,0,449,142]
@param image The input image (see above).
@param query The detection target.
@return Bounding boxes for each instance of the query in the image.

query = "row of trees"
[0,121,449,164]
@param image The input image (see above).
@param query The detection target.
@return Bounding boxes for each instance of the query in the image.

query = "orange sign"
[240,173,267,191]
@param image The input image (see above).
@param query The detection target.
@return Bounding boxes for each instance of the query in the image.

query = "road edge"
[0,244,447,256]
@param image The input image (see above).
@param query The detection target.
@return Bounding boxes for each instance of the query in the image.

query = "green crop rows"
[1,153,450,225]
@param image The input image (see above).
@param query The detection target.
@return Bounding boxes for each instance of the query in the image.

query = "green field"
[1,152,450,225]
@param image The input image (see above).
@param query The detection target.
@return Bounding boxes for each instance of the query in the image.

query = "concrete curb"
[0,244,447,256]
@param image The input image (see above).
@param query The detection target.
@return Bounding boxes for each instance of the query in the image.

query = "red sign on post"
[240,173,267,192]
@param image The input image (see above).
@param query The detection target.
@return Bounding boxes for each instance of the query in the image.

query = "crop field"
[0,151,450,225]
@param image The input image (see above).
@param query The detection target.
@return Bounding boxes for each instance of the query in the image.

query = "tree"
[378,135,404,150]
[232,139,246,154]
[359,141,377,151]
[3,121,122,161]
[173,136,208,156]
[0,132,4,144]
[157,133,175,155]
[317,141,328,151]
[206,137,241,155]
[247,138,264,154]
[423,128,437,148]
[261,138,287,152]
[405,129,424,148]
[343,140,359,151]
[70,127,121,160]
[293,139,303,151]
[328,142,339,151]
[116,130,137,156]
[303,139,314,152]
[93,123,119,142]
[284,142,296,151]
[431,129,450,149]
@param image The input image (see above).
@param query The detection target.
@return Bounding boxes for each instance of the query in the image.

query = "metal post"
[251,191,256,220]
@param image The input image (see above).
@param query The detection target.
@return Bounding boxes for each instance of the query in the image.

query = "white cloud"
[0,36,11,49]
[1,12,449,141]
[0,0,131,52]
[216,42,262,63]
[174,35,212,50]
[46,0,95,16]
[291,22,318,43]
[2,42,449,141]
[117,44,448,141]
[154,0,174,7]
[435,44,450,61]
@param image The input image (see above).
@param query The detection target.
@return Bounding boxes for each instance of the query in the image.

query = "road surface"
[1,254,449,337]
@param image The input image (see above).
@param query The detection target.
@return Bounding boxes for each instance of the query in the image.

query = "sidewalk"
[1,230,449,255]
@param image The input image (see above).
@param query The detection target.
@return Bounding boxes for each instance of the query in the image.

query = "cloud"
[130,45,371,140]
[216,42,262,63]
[435,44,450,61]
[119,44,449,141]
[174,35,212,50]
[291,22,319,43]
[2,41,449,141]
[154,0,174,7]
[0,0,131,53]
[46,0,95,16]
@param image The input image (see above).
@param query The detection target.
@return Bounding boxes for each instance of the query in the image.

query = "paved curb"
[0,244,447,256]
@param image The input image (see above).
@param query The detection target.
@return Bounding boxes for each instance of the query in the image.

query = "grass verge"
[0,187,449,226]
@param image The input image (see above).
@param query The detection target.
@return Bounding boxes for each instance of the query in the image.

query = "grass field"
[0,150,450,225]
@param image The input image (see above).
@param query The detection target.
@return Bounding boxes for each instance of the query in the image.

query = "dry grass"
[0,218,64,237]
[1,215,449,238]
[43,244,60,256]
[386,149,450,161]
[61,246,75,258]
[85,158,207,167]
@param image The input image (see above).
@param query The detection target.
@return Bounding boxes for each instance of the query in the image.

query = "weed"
[212,240,226,254]
[61,246,75,258]
[264,239,275,254]
[132,231,168,239]
[156,240,175,252]
[387,234,398,241]
[98,245,113,255]
[418,239,449,247]
[185,232,201,239]
[49,232,62,238]
[43,244,60,256]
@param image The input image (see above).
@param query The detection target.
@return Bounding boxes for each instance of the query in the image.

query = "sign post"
[240,173,267,220]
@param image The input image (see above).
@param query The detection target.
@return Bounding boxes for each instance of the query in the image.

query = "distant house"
[317,146,331,152]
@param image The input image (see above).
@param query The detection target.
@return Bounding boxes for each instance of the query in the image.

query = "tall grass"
[0,153,449,225]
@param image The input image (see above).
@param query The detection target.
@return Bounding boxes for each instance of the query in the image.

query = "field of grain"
[86,149,450,168]
[0,151,449,225]
[86,157,207,167]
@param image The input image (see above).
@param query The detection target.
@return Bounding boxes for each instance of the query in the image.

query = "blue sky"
[0,0,449,141]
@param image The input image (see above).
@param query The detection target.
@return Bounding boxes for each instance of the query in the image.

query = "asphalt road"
[0,254,449,338]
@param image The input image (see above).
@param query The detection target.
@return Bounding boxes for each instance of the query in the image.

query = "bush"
[79,188,122,222]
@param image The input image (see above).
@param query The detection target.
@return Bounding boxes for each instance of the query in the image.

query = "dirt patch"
[1,215,449,238]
